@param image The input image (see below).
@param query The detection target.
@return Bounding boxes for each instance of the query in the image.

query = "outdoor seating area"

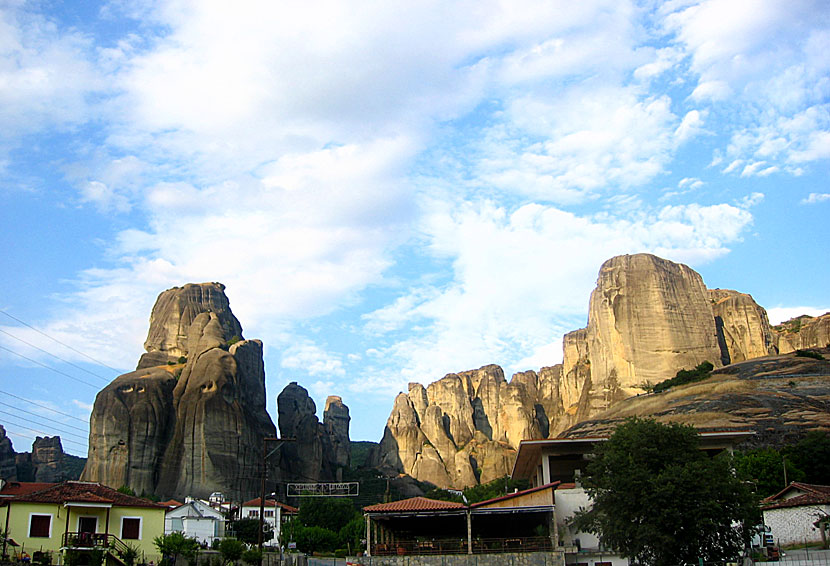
[371,536,553,556]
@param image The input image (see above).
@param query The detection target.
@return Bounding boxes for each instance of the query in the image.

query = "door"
[78,517,97,547]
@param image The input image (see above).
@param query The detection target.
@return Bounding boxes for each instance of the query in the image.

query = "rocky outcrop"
[376,365,543,488]
[774,313,830,354]
[83,283,279,500]
[323,396,351,478]
[30,436,65,482]
[709,289,777,364]
[377,253,827,489]
[0,425,17,480]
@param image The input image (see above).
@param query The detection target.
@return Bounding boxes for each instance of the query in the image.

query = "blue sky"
[1,0,829,456]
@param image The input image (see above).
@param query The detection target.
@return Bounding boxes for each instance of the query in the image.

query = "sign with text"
[286,482,359,497]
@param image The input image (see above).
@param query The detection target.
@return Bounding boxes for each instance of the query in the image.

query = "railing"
[371,536,554,556]
[62,532,129,556]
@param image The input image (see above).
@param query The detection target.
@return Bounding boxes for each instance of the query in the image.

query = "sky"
[1,0,829,457]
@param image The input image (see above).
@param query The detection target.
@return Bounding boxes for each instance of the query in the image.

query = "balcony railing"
[62,532,128,556]
[371,536,554,556]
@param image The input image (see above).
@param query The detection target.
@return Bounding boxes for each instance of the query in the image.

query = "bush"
[795,349,824,360]
[178,356,188,364]
[334,549,348,558]
[240,549,261,565]
[653,361,714,393]
[293,525,340,554]
[219,539,245,565]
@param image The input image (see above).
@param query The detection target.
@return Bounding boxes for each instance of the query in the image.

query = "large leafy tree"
[229,518,273,545]
[153,533,200,566]
[573,418,759,566]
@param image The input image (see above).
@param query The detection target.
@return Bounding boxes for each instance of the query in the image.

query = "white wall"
[764,505,830,546]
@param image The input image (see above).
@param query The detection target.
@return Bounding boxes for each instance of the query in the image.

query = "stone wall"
[763,505,830,546]
[351,551,565,566]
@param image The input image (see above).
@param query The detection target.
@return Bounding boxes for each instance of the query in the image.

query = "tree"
[573,418,759,566]
[784,431,830,484]
[153,533,200,566]
[297,498,358,532]
[229,518,272,545]
[218,539,245,565]
[733,448,804,497]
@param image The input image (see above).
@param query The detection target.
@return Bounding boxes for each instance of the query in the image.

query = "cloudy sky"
[1,0,829,455]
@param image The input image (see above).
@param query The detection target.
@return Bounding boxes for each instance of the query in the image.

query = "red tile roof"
[762,482,830,510]
[159,499,184,509]
[6,481,166,509]
[0,482,56,497]
[364,497,466,513]
[241,498,298,513]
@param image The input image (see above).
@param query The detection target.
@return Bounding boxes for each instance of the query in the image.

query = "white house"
[762,482,830,547]
[511,431,753,566]
[239,498,297,548]
[165,498,226,545]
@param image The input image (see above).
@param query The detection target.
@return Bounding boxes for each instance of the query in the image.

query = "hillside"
[562,348,830,447]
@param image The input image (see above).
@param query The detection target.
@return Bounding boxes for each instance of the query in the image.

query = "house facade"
[0,481,166,564]
[762,482,830,546]
[510,431,753,566]
[239,498,297,548]
[164,498,225,545]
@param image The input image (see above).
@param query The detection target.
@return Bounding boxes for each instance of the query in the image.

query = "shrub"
[240,549,261,565]
[178,356,188,364]
[795,349,824,360]
[218,539,245,565]
[653,361,714,393]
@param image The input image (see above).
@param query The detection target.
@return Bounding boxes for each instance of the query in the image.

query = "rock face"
[377,365,540,488]
[83,283,279,500]
[709,289,777,364]
[276,384,350,483]
[774,313,830,354]
[377,253,827,489]
[0,425,17,480]
[30,436,66,482]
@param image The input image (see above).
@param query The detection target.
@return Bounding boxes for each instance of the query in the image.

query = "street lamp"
[258,437,293,555]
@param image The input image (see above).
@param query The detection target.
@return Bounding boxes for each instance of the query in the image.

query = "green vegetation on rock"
[653,361,714,393]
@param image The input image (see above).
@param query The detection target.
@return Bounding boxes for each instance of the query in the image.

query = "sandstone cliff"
[376,253,828,489]
[83,283,280,500]
[0,425,17,480]
[774,313,830,354]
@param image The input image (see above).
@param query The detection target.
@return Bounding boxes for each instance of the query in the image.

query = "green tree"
[229,518,273,545]
[784,431,830,484]
[297,498,358,532]
[153,533,200,566]
[240,549,261,566]
[573,418,759,566]
[338,516,365,553]
[293,524,339,554]
[218,539,245,565]
[733,448,804,497]
[117,485,136,496]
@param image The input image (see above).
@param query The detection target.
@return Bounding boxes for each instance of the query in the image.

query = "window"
[264,510,274,518]
[171,518,183,532]
[29,515,51,538]
[121,518,141,540]
[247,510,258,518]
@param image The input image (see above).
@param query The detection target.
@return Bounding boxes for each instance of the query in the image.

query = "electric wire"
[0,344,99,389]
[0,309,121,373]
[0,419,88,450]
[0,400,88,434]
[0,411,88,442]
[0,389,88,423]
[0,327,112,383]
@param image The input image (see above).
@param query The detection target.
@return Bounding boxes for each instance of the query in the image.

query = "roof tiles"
[364,497,465,513]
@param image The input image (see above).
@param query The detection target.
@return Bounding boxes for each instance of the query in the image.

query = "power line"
[0,411,88,443]
[0,344,100,389]
[0,420,88,451]
[0,327,112,383]
[0,401,88,434]
[0,309,122,373]
[0,389,88,423]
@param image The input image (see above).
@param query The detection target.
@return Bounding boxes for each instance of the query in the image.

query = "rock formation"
[709,289,777,364]
[0,425,17,480]
[29,436,66,482]
[83,283,279,500]
[376,253,828,489]
[275,384,351,484]
[774,313,830,354]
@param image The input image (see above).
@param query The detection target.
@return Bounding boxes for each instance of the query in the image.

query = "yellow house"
[1,481,167,565]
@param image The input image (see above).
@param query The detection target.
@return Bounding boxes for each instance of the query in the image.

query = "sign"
[287,482,359,497]
[287,542,297,550]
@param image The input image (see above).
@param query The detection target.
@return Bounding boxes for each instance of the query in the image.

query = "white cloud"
[363,198,756,385]
[767,306,830,326]
[801,192,830,204]
[280,340,345,378]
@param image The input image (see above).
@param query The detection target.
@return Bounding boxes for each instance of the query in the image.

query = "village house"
[762,482,830,547]
[0,480,167,565]
[164,498,225,546]
[239,497,297,548]
[510,431,753,566]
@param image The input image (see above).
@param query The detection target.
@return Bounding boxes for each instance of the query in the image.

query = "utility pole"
[258,437,294,557]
